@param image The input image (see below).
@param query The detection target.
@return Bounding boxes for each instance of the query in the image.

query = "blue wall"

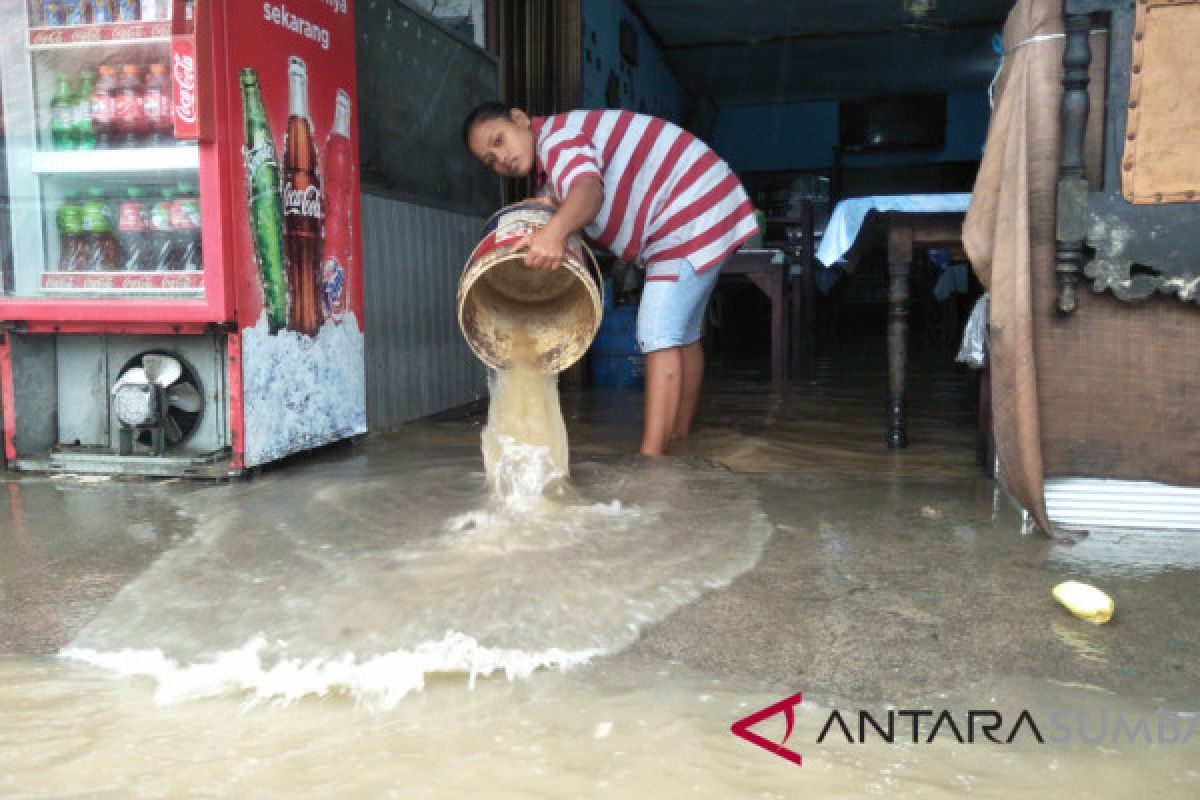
[581,0,689,123]
[713,92,992,173]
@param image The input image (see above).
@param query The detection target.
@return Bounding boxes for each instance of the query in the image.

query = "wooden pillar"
[1055,11,1093,315]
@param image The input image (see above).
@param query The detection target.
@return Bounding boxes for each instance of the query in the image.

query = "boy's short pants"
[636,256,723,354]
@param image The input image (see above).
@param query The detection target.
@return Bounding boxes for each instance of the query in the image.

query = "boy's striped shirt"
[531,110,757,281]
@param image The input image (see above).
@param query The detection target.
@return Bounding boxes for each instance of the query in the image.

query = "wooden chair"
[1056,0,1200,313]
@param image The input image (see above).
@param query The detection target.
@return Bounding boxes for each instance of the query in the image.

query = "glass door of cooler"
[0,1,205,303]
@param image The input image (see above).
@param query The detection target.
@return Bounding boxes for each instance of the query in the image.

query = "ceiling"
[625,0,1013,105]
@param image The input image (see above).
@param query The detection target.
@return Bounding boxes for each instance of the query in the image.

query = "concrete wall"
[360,193,487,431]
[580,0,689,123]
[713,91,991,173]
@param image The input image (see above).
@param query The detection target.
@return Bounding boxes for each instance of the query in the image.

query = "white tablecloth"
[815,193,973,268]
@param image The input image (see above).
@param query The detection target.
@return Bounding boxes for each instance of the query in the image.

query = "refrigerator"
[0,0,365,476]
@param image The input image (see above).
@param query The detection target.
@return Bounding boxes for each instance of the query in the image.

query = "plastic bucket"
[458,202,604,374]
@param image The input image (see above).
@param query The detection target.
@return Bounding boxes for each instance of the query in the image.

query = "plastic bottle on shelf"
[93,0,117,24]
[90,66,117,149]
[116,187,148,271]
[74,69,97,150]
[60,0,87,25]
[143,64,172,146]
[56,191,84,272]
[148,187,177,270]
[140,0,168,22]
[50,74,77,150]
[117,0,140,22]
[41,2,67,26]
[81,187,116,271]
[116,64,146,147]
[172,181,202,271]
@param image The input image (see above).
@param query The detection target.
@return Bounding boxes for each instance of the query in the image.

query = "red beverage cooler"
[0,0,365,476]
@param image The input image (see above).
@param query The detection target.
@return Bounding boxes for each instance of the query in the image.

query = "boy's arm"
[518,176,604,270]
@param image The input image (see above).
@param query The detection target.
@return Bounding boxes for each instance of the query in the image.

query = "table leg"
[887,222,913,449]
[747,271,787,388]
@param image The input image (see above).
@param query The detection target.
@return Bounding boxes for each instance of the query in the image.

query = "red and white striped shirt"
[531,110,757,281]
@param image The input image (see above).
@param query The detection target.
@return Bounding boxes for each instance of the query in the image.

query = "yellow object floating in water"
[1053,581,1115,624]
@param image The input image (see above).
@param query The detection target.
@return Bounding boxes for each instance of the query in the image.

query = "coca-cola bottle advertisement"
[227,0,364,467]
[239,54,357,339]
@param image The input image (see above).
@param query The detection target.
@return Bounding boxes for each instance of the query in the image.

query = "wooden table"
[720,249,789,387]
[883,212,966,448]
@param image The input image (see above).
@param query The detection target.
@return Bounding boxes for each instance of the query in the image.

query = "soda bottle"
[50,74,76,150]
[81,187,116,271]
[171,181,202,271]
[321,89,354,325]
[240,68,288,333]
[115,187,147,271]
[93,0,117,23]
[148,187,176,270]
[117,0,140,22]
[90,66,117,149]
[115,64,146,147]
[75,69,96,150]
[282,57,323,336]
[56,191,84,271]
[140,0,167,21]
[61,0,86,25]
[42,2,67,26]
[142,64,171,146]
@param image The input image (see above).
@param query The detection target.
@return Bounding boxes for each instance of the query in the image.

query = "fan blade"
[163,413,184,444]
[112,367,149,394]
[143,354,183,388]
[167,381,203,413]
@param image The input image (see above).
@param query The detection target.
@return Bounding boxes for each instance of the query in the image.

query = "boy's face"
[468,109,535,179]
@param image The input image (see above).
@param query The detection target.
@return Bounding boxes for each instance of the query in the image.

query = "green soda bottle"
[239,68,288,333]
[81,187,116,271]
[75,69,96,150]
[56,190,84,271]
[50,74,76,150]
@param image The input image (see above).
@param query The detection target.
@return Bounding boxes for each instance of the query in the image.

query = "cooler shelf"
[27,22,172,50]
[31,146,199,174]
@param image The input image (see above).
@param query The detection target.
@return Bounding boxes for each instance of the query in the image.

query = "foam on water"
[62,631,603,710]
[59,344,773,707]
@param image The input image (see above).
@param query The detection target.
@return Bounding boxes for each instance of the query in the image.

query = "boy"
[462,103,757,456]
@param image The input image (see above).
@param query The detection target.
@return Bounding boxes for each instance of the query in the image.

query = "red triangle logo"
[730,692,804,766]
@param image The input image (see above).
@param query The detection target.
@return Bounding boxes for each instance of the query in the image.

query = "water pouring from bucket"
[458,203,604,498]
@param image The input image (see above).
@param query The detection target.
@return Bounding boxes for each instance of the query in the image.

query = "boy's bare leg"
[671,340,704,440]
[642,346,683,455]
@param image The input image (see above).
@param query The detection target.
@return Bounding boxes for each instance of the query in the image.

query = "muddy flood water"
[1,352,1199,798]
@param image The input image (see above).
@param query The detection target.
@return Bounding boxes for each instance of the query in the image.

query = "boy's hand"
[515,227,566,270]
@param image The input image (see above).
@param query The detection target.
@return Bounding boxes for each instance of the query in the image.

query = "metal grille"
[360,193,487,431]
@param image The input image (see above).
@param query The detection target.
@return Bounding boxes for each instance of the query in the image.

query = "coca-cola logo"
[284,183,323,219]
[91,95,115,122]
[173,52,197,124]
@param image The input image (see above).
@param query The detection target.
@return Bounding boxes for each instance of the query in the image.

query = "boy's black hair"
[461,101,514,148]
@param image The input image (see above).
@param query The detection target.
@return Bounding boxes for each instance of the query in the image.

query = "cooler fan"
[111,352,204,456]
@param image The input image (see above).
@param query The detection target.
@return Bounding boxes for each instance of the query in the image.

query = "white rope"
[988,30,1108,108]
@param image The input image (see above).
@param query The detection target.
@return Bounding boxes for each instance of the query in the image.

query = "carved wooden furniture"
[1056,0,1200,313]
[720,249,789,387]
